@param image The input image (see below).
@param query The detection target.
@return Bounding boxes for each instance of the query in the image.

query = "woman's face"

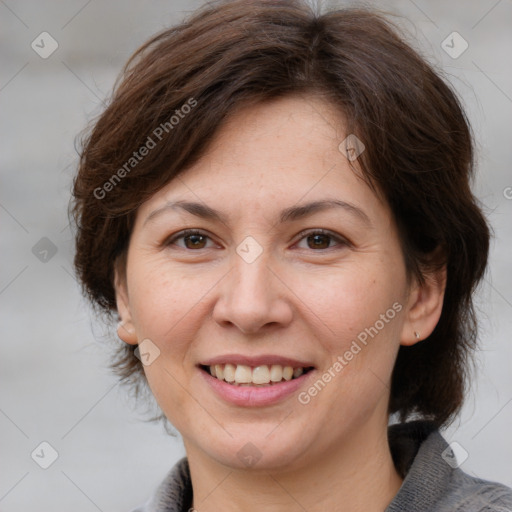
[116,95,437,471]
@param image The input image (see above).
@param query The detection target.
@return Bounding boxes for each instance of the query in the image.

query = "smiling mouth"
[200,364,314,386]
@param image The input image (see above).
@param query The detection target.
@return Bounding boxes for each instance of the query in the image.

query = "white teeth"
[206,363,308,385]
[252,365,270,384]
[234,365,252,384]
[282,366,293,381]
[269,364,283,382]
[224,363,236,382]
[214,364,224,380]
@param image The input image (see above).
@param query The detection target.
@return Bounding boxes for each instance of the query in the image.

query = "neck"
[185,416,403,512]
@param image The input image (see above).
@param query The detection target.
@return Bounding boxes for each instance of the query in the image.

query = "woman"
[71,1,512,510]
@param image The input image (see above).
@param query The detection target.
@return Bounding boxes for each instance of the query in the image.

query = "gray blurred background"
[1,0,511,510]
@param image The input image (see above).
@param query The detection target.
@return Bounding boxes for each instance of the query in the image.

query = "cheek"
[130,261,207,423]
[292,264,398,346]
[127,258,214,343]
[141,363,199,439]
[292,262,405,404]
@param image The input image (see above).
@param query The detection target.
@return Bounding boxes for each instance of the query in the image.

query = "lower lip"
[199,368,313,407]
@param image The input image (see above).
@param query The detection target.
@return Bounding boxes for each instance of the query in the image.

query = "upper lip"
[199,354,315,368]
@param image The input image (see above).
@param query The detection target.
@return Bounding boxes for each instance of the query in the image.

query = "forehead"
[136,95,389,226]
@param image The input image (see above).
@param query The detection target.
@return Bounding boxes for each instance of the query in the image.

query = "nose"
[211,251,293,335]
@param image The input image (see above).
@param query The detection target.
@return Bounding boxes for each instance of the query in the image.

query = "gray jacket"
[132,421,512,511]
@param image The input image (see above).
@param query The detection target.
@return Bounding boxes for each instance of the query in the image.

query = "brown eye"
[295,229,348,251]
[166,230,214,250]
[183,233,208,249]
[307,233,331,249]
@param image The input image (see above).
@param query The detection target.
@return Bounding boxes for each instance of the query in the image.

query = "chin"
[199,424,317,472]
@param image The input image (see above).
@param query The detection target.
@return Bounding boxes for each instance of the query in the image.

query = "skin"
[115,94,446,512]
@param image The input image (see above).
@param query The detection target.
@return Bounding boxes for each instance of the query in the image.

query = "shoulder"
[387,421,512,512]
[438,469,512,512]
[129,457,192,512]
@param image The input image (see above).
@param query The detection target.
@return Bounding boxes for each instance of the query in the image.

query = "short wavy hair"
[72,0,490,427]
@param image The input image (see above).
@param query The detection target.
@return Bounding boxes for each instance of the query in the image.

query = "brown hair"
[72,0,490,427]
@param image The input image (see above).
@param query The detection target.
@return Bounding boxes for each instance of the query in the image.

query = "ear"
[400,263,447,346]
[114,264,138,346]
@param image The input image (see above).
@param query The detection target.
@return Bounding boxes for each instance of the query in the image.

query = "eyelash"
[164,228,350,251]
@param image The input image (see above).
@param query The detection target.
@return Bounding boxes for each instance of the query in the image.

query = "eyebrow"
[144,199,372,227]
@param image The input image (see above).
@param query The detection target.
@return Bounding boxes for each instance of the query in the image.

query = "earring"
[414,331,420,340]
